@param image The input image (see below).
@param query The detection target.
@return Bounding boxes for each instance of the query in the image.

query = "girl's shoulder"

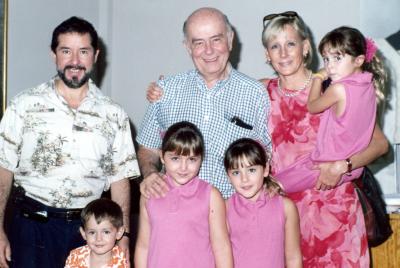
[281,196,299,218]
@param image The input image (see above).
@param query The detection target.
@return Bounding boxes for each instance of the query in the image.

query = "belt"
[45,209,82,220]
[20,207,82,222]
[12,187,82,222]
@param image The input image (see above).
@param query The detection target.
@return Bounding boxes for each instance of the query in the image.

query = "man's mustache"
[64,65,86,71]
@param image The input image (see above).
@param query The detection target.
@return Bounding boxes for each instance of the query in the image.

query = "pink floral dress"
[266,78,369,267]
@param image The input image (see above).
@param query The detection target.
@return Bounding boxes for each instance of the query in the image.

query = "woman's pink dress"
[266,78,369,267]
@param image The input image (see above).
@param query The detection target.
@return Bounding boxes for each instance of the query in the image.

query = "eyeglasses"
[263,11,298,26]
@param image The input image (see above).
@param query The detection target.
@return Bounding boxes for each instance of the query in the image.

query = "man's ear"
[183,39,193,56]
[94,49,100,63]
[227,31,234,51]
[51,50,57,63]
[79,227,87,241]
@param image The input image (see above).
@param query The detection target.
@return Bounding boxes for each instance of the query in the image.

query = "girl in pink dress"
[276,26,386,193]
[224,138,302,268]
[134,121,233,268]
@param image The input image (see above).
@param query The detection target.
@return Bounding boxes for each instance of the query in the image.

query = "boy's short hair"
[81,198,123,229]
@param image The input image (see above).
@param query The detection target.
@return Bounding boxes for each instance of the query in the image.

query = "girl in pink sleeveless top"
[224,138,302,268]
[276,26,387,193]
[134,121,233,268]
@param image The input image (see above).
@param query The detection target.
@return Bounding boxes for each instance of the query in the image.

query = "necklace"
[277,71,313,97]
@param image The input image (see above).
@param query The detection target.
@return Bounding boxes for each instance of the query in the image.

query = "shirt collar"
[236,187,268,209]
[195,63,233,91]
[166,174,201,197]
[51,76,99,99]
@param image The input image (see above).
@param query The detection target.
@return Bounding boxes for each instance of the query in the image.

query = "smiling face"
[161,151,202,186]
[265,25,310,77]
[52,32,99,89]
[80,216,123,258]
[184,9,233,85]
[227,156,269,202]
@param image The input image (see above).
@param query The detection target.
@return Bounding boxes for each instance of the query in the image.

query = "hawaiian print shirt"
[0,78,140,208]
[65,245,128,268]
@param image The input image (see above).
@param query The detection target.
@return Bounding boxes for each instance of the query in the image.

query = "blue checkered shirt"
[137,67,271,198]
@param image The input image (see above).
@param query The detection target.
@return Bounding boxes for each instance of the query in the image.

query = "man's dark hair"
[51,16,98,53]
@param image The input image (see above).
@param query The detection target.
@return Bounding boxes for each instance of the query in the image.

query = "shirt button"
[204,115,209,121]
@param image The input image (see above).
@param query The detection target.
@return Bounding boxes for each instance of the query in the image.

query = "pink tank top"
[146,175,214,268]
[312,72,376,161]
[227,190,285,268]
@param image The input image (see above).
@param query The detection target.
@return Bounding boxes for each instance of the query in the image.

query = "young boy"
[65,198,128,268]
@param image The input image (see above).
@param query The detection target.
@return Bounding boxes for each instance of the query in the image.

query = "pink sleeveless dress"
[146,175,214,268]
[227,190,285,268]
[266,78,369,267]
[274,72,376,193]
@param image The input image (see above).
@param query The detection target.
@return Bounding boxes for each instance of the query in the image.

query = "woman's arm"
[134,196,151,268]
[209,187,233,268]
[146,75,165,103]
[146,82,163,102]
[283,197,303,268]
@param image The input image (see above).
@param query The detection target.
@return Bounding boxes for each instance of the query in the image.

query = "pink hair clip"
[365,38,377,63]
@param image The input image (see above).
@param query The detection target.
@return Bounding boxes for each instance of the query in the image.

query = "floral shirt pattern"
[0,78,140,208]
[65,245,128,268]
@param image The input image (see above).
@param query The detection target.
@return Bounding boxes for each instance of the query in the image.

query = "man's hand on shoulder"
[140,172,169,199]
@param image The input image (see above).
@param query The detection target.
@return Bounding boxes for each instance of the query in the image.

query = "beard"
[57,65,92,89]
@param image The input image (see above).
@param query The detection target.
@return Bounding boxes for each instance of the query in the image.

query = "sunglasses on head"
[263,11,298,26]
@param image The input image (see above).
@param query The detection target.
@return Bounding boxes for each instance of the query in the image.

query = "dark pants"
[8,196,85,268]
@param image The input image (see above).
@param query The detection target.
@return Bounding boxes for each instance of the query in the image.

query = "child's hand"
[313,69,328,80]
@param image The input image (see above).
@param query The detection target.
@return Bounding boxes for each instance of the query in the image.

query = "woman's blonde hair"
[262,12,313,67]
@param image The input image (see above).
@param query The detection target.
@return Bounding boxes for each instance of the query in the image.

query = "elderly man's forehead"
[187,9,225,28]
